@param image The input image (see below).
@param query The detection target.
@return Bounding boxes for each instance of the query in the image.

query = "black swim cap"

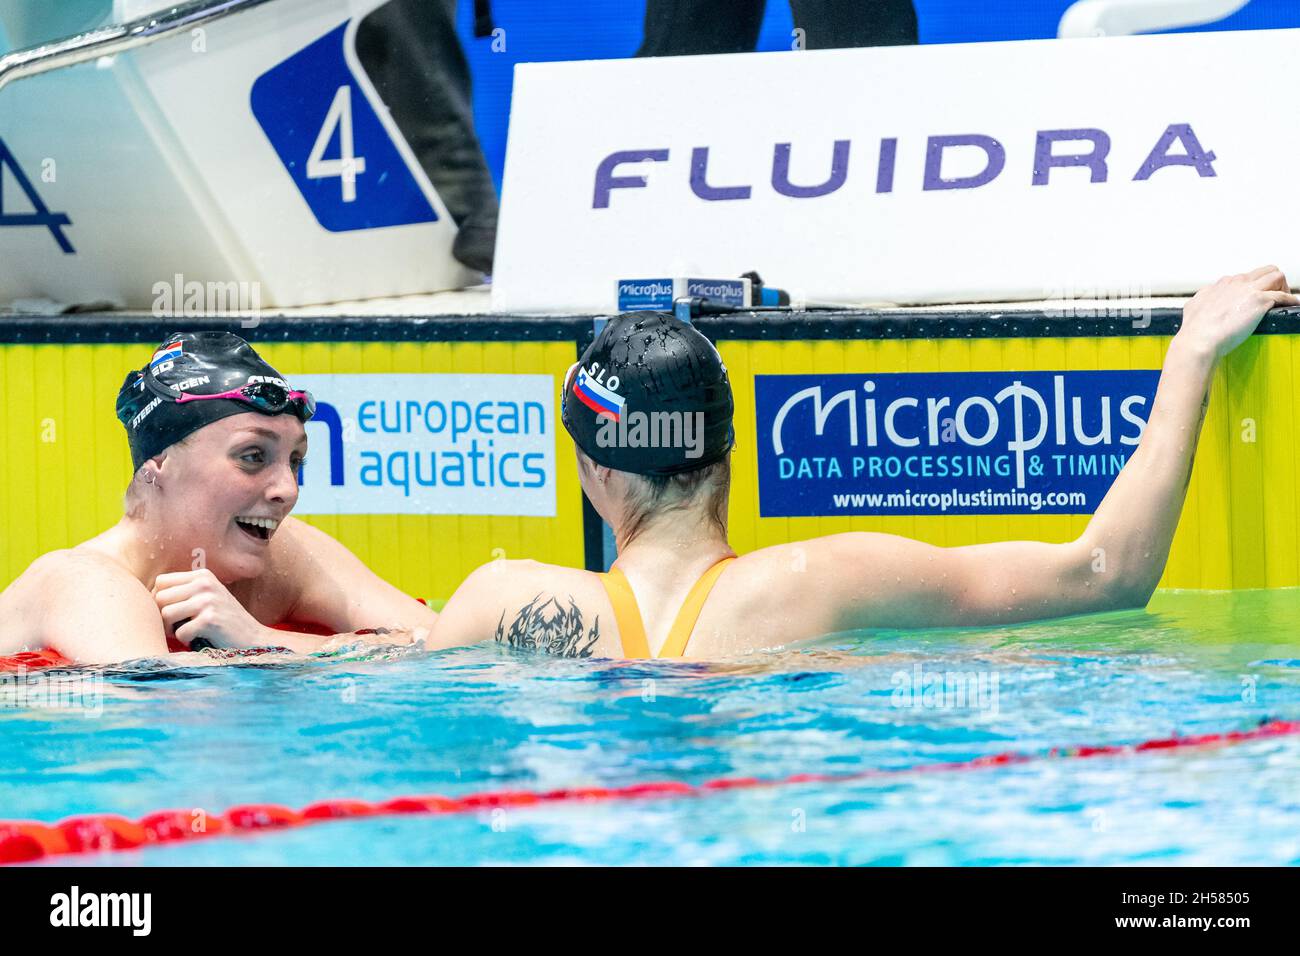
[562,312,734,476]
[116,332,304,472]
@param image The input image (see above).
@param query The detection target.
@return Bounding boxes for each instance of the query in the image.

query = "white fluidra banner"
[493,28,1300,313]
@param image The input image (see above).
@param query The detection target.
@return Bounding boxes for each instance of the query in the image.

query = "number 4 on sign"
[307,85,367,203]
[0,138,74,253]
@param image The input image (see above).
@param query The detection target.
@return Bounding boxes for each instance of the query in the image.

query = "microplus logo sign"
[618,280,672,298]
[293,373,556,517]
[754,370,1160,517]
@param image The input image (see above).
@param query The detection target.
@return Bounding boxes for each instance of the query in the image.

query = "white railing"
[0,0,276,93]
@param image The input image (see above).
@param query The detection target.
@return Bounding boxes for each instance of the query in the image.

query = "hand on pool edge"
[1077,266,1298,609]
[1175,265,1298,362]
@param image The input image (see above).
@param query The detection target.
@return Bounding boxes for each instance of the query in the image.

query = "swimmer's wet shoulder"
[0,547,167,663]
[245,516,438,637]
[432,550,844,659]
[435,559,614,657]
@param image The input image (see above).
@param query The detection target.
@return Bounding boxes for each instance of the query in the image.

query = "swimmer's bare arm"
[428,560,593,652]
[154,519,437,654]
[273,518,438,645]
[812,266,1297,630]
[424,563,497,650]
[40,555,169,664]
[426,561,527,650]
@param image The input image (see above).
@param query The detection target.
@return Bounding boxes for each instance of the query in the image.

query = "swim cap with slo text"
[563,312,734,476]
[116,332,310,472]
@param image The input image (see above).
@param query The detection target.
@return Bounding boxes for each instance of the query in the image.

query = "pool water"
[3,589,1300,866]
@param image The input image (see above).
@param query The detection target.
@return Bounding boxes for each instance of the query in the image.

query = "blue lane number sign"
[0,137,74,253]
[251,22,437,232]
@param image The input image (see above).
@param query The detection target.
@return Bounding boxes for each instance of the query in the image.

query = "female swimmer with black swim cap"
[431,267,1299,658]
[0,332,438,664]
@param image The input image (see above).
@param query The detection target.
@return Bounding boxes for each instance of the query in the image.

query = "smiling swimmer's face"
[154,412,307,583]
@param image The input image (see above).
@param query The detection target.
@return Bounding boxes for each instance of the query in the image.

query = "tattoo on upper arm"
[495,594,599,658]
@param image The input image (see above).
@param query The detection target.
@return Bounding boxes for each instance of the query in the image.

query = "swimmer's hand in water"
[316,626,431,655]
[152,568,278,651]
[1176,265,1298,361]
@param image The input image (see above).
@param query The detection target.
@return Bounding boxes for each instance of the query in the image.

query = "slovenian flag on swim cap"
[573,367,624,420]
[150,341,183,369]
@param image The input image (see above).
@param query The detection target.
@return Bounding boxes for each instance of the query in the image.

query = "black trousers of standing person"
[356,0,499,276]
[636,0,918,55]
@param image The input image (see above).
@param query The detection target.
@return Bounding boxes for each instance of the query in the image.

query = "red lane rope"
[3,718,1297,865]
[0,649,70,670]
[0,621,342,672]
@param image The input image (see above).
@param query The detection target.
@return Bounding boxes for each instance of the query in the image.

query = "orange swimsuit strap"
[598,556,736,659]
